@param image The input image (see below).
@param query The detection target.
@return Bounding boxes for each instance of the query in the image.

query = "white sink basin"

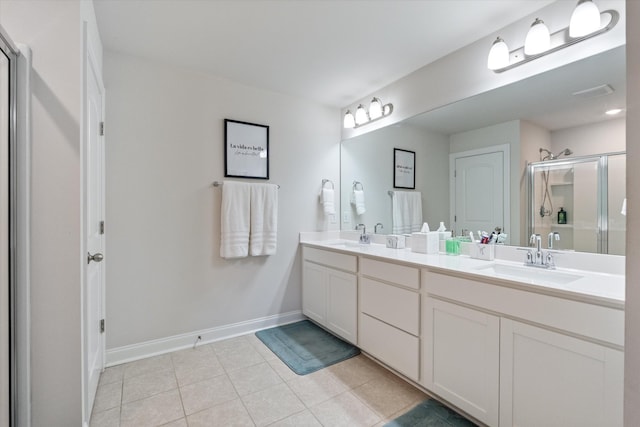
[325,240,363,248]
[473,263,583,285]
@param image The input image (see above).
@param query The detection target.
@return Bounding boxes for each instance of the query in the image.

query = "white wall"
[551,117,625,156]
[625,0,640,424]
[0,1,83,425]
[340,124,449,234]
[104,51,340,351]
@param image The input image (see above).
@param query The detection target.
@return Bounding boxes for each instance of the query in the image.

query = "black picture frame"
[224,119,270,179]
[394,148,415,189]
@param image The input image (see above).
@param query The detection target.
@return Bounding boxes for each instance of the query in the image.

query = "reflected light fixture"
[343,97,394,129]
[605,108,623,115]
[488,1,618,73]
[343,110,355,128]
[524,18,550,55]
[354,104,368,125]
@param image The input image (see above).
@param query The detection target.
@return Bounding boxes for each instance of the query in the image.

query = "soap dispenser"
[558,207,567,224]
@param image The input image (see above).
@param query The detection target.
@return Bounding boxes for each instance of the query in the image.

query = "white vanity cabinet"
[500,319,623,427]
[302,247,357,344]
[359,258,421,381]
[423,297,500,426]
[422,268,624,427]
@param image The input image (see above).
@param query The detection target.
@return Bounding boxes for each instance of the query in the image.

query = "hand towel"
[220,181,251,259]
[321,188,335,215]
[391,191,423,234]
[353,189,366,215]
[250,183,278,256]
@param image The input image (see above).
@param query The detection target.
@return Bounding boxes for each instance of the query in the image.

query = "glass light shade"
[355,104,368,125]
[621,198,627,216]
[524,18,551,55]
[343,111,355,128]
[570,0,601,37]
[606,108,623,115]
[369,98,383,120]
[487,37,510,70]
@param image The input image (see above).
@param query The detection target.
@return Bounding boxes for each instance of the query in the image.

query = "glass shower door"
[531,158,600,252]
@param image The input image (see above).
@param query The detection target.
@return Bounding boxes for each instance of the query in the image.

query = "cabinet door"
[423,297,499,426]
[302,261,326,325]
[500,319,623,427]
[326,269,357,344]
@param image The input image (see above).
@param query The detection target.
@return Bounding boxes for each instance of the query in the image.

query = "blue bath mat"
[385,399,478,427]
[255,320,360,375]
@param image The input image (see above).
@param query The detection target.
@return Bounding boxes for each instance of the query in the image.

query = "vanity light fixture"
[488,1,618,73]
[524,18,551,55]
[605,108,623,115]
[343,97,394,129]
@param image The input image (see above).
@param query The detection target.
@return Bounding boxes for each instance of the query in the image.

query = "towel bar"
[213,181,280,189]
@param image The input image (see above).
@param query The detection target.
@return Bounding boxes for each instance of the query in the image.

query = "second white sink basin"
[474,263,583,285]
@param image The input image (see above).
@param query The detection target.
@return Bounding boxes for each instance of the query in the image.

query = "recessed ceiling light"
[605,108,623,115]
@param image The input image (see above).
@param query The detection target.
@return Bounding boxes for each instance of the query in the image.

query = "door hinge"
[100,319,105,333]
[99,121,105,136]
[99,221,105,235]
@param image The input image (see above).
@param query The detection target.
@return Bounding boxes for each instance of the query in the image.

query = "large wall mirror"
[340,45,626,255]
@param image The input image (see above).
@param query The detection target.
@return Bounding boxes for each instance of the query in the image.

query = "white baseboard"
[105,310,304,367]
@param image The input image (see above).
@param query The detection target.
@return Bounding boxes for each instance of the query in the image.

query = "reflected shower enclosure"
[528,152,626,255]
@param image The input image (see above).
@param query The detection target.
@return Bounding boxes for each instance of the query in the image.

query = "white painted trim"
[105,310,305,366]
[15,43,31,427]
[449,144,511,241]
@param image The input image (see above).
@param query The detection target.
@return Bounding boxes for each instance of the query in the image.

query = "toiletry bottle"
[558,207,567,224]
[437,222,446,232]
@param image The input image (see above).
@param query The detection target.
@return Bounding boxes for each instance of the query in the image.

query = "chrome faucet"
[356,224,370,244]
[374,223,384,234]
[523,233,556,269]
[548,231,560,249]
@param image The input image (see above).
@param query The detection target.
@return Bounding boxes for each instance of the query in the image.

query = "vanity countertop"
[300,236,624,310]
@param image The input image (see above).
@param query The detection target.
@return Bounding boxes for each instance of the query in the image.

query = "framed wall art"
[394,148,415,189]
[224,119,270,179]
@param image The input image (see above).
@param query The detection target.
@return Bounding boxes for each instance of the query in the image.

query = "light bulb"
[487,37,510,70]
[343,111,355,128]
[355,104,368,125]
[524,18,550,55]
[570,0,601,37]
[369,98,383,120]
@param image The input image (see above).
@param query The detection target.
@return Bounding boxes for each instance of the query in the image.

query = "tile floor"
[90,332,430,427]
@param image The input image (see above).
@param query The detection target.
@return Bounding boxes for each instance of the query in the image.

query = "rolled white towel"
[321,188,335,215]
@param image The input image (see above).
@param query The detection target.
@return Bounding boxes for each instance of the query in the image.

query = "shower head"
[539,147,573,160]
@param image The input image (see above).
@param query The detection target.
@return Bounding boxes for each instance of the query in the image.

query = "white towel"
[353,189,366,215]
[321,188,335,215]
[391,191,423,234]
[220,181,251,259]
[250,183,278,256]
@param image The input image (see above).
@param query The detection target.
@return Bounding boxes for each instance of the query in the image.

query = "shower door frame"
[527,151,625,254]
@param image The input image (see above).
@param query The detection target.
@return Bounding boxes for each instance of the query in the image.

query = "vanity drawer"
[360,277,419,335]
[303,246,357,273]
[359,313,420,381]
[361,257,420,289]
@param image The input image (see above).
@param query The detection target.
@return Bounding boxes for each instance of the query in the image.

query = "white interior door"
[452,148,507,238]
[85,48,105,418]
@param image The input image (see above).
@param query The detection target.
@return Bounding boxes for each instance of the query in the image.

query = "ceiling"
[93,0,555,108]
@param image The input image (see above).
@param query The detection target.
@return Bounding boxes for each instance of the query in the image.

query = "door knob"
[87,252,104,264]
